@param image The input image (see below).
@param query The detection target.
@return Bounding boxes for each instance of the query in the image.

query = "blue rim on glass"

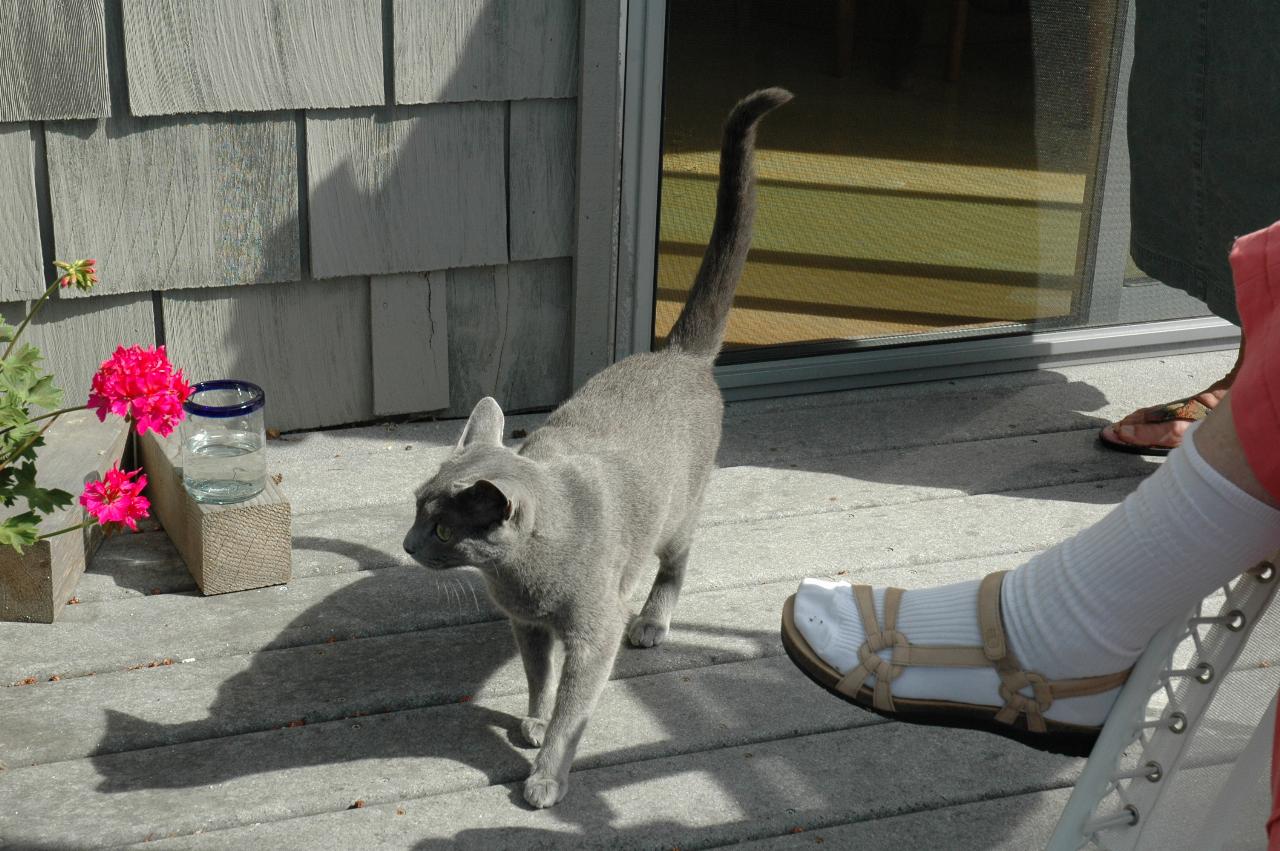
[183,379,266,418]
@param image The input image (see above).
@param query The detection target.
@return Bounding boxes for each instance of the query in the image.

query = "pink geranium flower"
[79,465,150,531]
[88,345,193,437]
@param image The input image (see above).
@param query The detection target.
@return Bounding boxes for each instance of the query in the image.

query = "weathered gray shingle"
[394,0,579,105]
[162,278,373,432]
[0,0,110,121]
[0,124,43,300]
[14,292,157,407]
[371,273,450,416]
[46,114,300,296]
[509,98,577,261]
[122,0,384,116]
[307,104,507,279]
[445,258,571,415]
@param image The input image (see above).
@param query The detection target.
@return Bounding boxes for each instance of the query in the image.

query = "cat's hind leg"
[628,529,692,648]
[511,621,557,748]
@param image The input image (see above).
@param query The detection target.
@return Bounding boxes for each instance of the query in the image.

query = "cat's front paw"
[627,617,669,648]
[523,772,566,808]
[518,716,547,748]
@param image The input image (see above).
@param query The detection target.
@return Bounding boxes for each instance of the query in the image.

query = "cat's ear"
[454,479,514,526]
[457,397,505,450]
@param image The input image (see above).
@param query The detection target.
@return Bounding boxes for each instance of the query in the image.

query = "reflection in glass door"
[654,0,1159,360]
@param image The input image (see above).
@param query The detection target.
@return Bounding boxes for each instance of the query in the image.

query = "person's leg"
[790,390,1280,731]
[1191,393,1277,508]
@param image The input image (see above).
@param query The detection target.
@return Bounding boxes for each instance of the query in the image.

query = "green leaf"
[0,512,41,554]
[1,343,42,375]
[10,462,71,514]
[25,374,62,412]
[0,403,29,429]
[0,428,41,474]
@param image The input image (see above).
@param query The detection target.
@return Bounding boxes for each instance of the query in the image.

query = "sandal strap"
[979,570,1130,732]
[836,585,908,711]
[835,572,1131,732]
[1147,397,1212,424]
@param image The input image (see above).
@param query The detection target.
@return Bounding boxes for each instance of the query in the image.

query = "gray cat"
[402,87,791,808]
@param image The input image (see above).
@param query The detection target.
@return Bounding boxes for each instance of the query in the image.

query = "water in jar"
[182,429,267,504]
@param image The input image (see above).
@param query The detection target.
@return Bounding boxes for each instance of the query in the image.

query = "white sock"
[1003,422,1280,678]
[794,423,1280,725]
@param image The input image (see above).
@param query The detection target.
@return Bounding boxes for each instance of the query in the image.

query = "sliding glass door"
[651,0,1211,363]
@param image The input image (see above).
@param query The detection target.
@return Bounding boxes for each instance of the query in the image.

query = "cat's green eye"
[434,524,452,543]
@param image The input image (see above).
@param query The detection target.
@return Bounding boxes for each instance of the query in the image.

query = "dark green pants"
[1129,2,1280,325]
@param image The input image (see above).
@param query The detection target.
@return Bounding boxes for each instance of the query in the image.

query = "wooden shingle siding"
[508,99,576,261]
[307,104,507,279]
[162,279,373,432]
[371,274,450,416]
[445,258,571,416]
[0,0,110,121]
[46,114,300,296]
[9,292,156,407]
[0,125,43,300]
[122,0,384,116]
[393,0,579,105]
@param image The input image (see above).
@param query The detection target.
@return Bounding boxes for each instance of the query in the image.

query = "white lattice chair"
[1048,555,1279,850]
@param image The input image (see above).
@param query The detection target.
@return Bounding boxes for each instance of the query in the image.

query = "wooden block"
[509,99,577,261]
[122,0,383,116]
[0,123,43,300]
[306,104,507,279]
[46,113,299,297]
[139,430,290,596]
[0,411,128,623]
[0,0,110,121]
[161,278,373,432]
[370,274,450,416]
[394,0,579,105]
[445,258,571,416]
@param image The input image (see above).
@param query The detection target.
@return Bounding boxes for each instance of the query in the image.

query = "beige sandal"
[780,571,1131,757]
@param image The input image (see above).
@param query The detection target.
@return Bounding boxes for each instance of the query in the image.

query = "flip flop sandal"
[1097,396,1213,457]
[780,571,1130,758]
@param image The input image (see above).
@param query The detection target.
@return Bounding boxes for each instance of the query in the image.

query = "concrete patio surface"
[0,349,1237,849]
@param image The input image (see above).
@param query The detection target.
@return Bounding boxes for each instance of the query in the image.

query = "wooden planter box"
[139,430,291,595]
[0,411,129,623]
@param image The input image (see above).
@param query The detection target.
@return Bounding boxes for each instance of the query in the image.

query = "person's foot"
[1099,336,1243,456]
[786,575,1124,743]
[1098,388,1228,455]
[783,420,1280,755]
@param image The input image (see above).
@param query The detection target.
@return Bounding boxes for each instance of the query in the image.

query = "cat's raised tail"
[665,86,792,359]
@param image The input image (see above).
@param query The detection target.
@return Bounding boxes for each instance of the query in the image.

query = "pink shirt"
[1227,222,1280,848]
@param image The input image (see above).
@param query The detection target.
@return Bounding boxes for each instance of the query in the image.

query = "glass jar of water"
[181,380,268,504]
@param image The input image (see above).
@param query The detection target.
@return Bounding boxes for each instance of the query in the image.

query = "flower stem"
[0,416,57,472]
[0,404,90,437]
[2,279,61,362]
[37,519,94,542]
